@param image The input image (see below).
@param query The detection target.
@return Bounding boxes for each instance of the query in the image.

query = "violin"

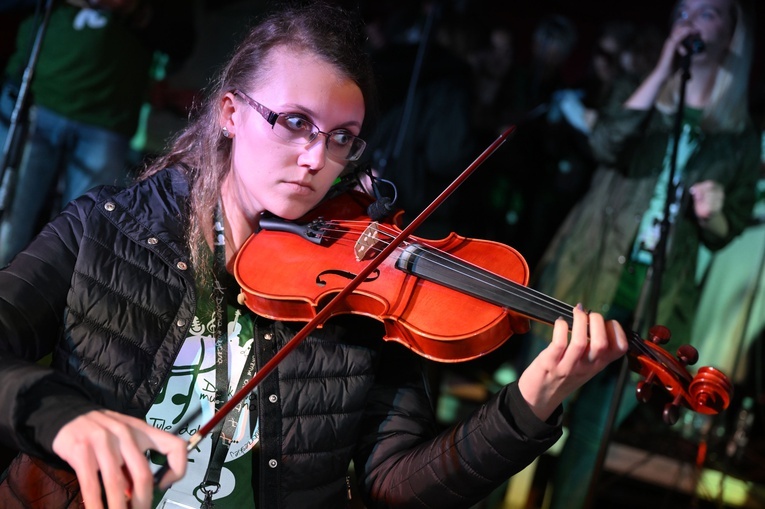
[234,190,732,424]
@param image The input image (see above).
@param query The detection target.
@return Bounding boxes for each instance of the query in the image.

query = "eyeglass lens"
[273,114,365,161]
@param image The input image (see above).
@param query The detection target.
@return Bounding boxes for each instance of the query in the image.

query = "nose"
[298,135,328,171]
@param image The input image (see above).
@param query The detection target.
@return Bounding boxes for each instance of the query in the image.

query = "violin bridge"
[355,221,384,261]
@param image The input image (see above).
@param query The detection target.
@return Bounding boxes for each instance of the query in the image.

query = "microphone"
[681,35,705,54]
[362,168,398,221]
[366,196,395,221]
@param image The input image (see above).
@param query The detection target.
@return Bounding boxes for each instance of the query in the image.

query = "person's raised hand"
[637,20,700,92]
[690,180,725,220]
[690,180,729,237]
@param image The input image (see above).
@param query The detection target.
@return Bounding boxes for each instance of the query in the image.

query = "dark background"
[391,0,765,117]
[2,1,763,118]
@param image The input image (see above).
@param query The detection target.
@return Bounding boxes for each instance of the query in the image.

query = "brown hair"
[139,1,376,284]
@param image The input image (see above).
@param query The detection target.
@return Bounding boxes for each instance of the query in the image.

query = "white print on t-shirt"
[73,9,108,31]
[148,308,259,507]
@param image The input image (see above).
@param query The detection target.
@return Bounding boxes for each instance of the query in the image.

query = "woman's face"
[673,0,735,60]
[222,46,365,222]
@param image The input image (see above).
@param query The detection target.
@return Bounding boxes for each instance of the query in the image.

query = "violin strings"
[317,220,665,360]
[311,220,690,380]
[320,220,574,322]
[308,220,700,392]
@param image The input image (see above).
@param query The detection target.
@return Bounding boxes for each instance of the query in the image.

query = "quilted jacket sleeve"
[354,343,562,509]
[0,192,105,458]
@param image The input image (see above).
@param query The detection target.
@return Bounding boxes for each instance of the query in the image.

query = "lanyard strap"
[199,200,258,508]
[200,338,257,506]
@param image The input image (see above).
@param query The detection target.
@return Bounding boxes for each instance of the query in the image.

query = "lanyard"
[199,200,258,508]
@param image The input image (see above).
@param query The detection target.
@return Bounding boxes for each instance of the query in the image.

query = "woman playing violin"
[0,2,627,508]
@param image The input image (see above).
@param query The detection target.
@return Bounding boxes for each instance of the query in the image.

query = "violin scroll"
[688,366,733,415]
[657,367,732,425]
[630,324,733,424]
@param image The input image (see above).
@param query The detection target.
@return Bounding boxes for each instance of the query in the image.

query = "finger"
[119,436,154,509]
[94,434,131,509]
[91,413,145,509]
[552,307,585,373]
[69,451,105,509]
[586,312,609,363]
[155,434,188,488]
[568,305,590,357]
[547,315,570,362]
[607,320,630,358]
[106,411,188,489]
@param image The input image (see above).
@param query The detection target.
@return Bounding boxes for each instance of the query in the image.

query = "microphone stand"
[0,0,54,222]
[374,1,440,177]
[583,50,695,508]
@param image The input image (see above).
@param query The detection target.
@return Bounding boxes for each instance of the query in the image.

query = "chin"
[268,202,315,221]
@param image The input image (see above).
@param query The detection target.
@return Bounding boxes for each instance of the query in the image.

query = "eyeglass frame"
[231,89,367,162]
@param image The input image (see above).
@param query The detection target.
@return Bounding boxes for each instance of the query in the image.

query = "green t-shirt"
[148,291,258,508]
[6,4,153,136]
[615,107,703,312]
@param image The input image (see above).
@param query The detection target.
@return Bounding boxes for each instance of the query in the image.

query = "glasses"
[233,89,366,161]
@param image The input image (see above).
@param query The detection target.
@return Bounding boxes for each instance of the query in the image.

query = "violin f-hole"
[316,268,380,287]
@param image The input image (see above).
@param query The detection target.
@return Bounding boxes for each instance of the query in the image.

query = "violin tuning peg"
[676,344,699,366]
[663,400,681,425]
[635,371,656,403]
[662,394,684,425]
[648,325,671,345]
[636,380,652,403]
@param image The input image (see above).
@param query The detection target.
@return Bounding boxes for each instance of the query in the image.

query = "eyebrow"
[678,1,724,13]
[281,103,363,131]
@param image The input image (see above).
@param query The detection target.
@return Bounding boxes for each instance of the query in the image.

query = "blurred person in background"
[0,0,194,265]
[529,0,760,506]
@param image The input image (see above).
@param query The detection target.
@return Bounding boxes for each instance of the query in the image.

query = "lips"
[283,180,315,194]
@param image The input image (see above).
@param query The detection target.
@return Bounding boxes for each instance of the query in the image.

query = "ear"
[219,91,238,136]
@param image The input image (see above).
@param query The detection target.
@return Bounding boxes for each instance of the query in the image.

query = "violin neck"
[396,243,653,355]
[392,242,686,379]
[396,243,575,328]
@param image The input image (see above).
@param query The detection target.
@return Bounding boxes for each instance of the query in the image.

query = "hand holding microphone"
[681,34,706,55]
[674,32,704,74]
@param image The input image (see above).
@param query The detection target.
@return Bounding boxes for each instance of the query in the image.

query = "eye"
[699,8,720,21]
[674,9,690,21]
[281,115,314,133]
[329,131,353,146]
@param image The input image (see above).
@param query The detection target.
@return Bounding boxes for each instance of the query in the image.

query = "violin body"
[234,191,531,362]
